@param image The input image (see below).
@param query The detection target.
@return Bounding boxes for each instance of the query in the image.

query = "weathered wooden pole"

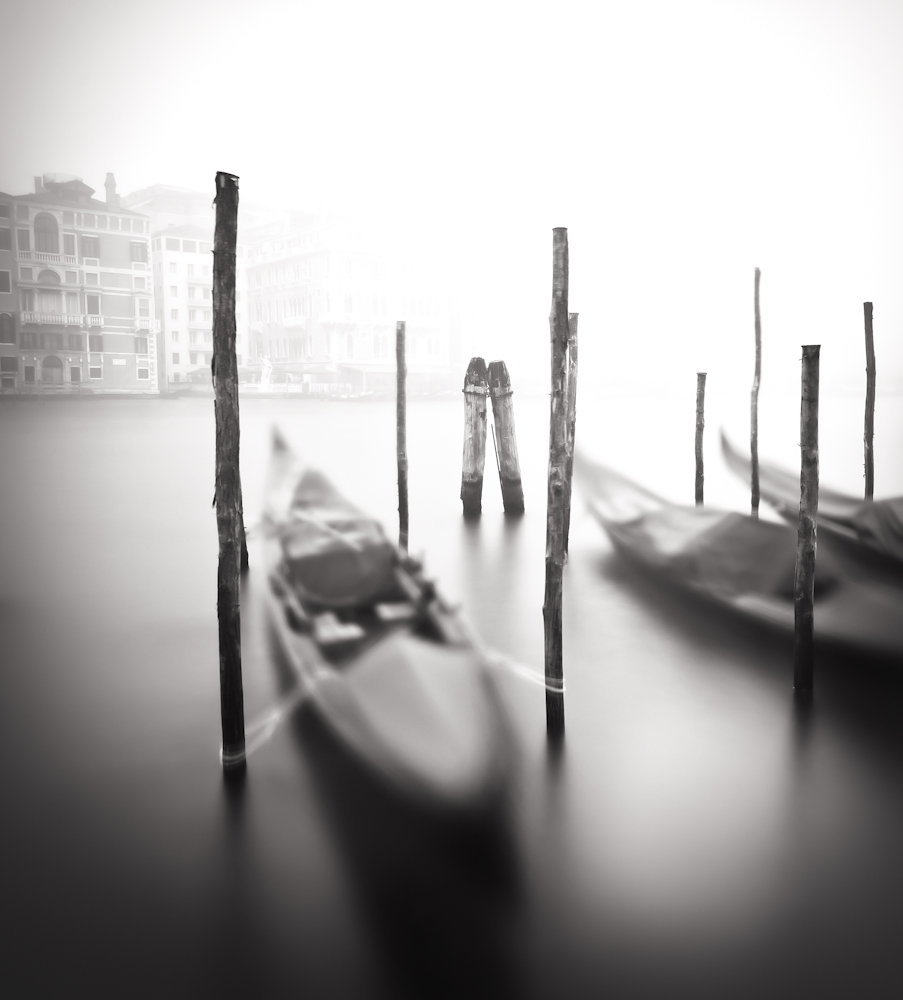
[863,302,876,500]
[213,171,246,770]
[793,345,820,698]
[695,372,706,506]
[460,357,489,515]
[488,360,524,514]
[544,228,569,739]
[396,320,409,551]
[563,312,578,554]
[751,267,762,517]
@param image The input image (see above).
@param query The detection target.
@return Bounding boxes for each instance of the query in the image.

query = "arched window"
[34,213,59,254]
[0,313,14,344]
[42,355,63,385]
[37,269,61,284]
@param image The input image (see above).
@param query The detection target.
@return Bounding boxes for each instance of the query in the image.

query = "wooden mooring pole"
[563,312,578,554]
[793,345,820,698]
[213,171,246,770]
[461,357,489,515]
[863,302,876,500]
[751,268,762,517]
[396,320,409,551]
[488,360,524,514]
[695,373,706,506]
[544,228,569,738]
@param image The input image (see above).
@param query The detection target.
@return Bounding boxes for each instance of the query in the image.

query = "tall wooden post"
[751,268,762,517]
[793,345,820,698]
[460,357,489,515]
[695,373,706,506]
[396,320,409,551]
[213,171,246,770]
[563,312,578,554]
[544,228,569,738]
[863,302,876,500]
[488,360,524,514]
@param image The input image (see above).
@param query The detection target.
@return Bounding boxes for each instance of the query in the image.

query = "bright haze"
[5,0,902,393]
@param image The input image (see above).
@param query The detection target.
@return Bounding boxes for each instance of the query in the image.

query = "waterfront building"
[148,224,250,386]
[0,191,18,391]
[9,174,157,393]
[244,212,453,382]
[123,184,264,388]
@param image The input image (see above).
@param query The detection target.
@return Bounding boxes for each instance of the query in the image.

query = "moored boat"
[261,430,512,813]
[575,452,903,658]
[721,431,903,568]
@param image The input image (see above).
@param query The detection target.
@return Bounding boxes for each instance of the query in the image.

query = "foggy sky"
[4,0,903,394]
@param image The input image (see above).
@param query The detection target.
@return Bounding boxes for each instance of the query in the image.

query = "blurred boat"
[722,432,903,568]
[575,452,903,657]
[262,430,512,813]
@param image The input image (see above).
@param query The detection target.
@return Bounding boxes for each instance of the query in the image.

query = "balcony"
[87,315,103,326]
[186,273,211,285]
[22,312,85,326]
[135,318,157,331]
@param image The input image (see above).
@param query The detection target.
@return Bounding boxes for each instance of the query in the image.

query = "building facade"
[0,192,18,390]
[149,224,250,385]
[123,185,259,388]
[7,174,157,393]
[244,213,452,373]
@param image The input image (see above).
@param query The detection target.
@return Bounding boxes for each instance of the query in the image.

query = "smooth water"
[1,393,902,998]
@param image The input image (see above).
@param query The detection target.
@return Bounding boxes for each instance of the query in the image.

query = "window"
[0,314,14,343]
[134,337,148,354]
[173,372,181,383]
[1,356,18,374]
[171,330,179,342]
[86,272,99,285]
[203,265,209,277]
[17,229,30,252]
[203,331,211,345]
[0,229,10,251]
[83,213,96,227]
[70,367,81,383]
[0,204,9,218]
[89,334,103,351]
[202,288,210,300]
[170,309,178,320]
[344,293,353,314]
[170,285,178,297]
[87,295,100,315]
[37,268,60,284]
[65,270,78,283]
[189,351,198,365]
[97,216,108,229]
[182,240,196,253]
[169,262,177,273]
[189,309,197,322]
[138,299,149,317]
[137,368,148,380]
[172,353,180,365]
[24,365,35,383]
[108,217,119,231]
[89,367,102,379]
[200,242,212,253]
[68,334,82,349]
[16,205,28,221]
[62,211,74,225]
[81,235,99,258]
[189,330,198,344]
[188,287,197,300]
[19,266,33,281]
[130,241,148,263]
[134,277,145,289]
[0,271,9,294]
[121,218,132,233]
[165,238,180,251]
[187,264,194,277]
[203,310,211,323]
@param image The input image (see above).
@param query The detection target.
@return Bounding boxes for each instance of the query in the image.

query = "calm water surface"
[1,392,902,998]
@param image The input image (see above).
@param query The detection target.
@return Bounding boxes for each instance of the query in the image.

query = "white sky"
[4,0,903,393]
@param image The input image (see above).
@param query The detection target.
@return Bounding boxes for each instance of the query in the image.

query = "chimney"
[105,172,119,208]
[33,176,43,193]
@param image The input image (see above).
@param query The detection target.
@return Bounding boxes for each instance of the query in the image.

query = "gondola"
[721,432,903,567]
[574,452,903,658]
[261,430,512,813]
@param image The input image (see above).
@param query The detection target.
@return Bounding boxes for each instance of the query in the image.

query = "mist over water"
[2,392,903,996]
